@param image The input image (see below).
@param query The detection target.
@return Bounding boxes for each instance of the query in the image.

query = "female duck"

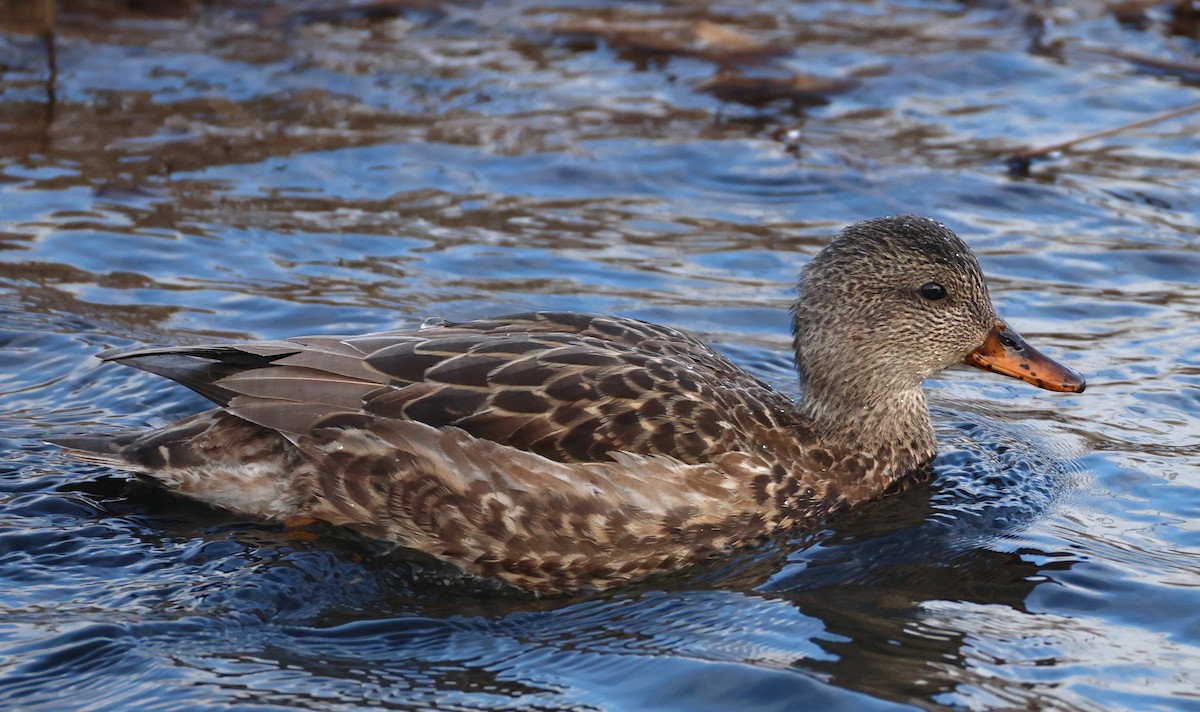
[57,216,1084,594]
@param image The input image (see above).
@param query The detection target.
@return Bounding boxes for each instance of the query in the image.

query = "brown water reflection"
[1,1,1198,709]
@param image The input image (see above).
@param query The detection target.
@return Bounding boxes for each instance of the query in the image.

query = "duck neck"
[794,369,939,486]
[790,308,938,478]
[799,383,934,452]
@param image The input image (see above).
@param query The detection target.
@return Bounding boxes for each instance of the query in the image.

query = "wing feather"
[102,312,796,463]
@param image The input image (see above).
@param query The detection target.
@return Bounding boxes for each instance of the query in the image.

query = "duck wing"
[103,311,796,464]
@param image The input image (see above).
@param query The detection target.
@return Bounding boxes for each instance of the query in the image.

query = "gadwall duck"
[56,216,1085,594]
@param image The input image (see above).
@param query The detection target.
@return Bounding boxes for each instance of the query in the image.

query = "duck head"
[791,215,1084,434]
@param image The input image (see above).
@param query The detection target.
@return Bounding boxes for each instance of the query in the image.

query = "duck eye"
[920,282,947,301]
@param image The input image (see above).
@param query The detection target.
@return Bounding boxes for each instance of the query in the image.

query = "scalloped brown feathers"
[56,216,1083,594]
[61,309,917,594]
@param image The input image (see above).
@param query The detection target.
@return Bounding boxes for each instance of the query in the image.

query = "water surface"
[1,1,1198,709]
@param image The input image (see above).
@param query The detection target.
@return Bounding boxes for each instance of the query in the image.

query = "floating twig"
[1077,45,1200,78]
[1008,100,1200,174]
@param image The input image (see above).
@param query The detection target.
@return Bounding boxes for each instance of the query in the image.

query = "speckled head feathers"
[792,215,998,411]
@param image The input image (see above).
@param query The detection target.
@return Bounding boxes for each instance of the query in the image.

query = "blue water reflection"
[2,1,1199,709]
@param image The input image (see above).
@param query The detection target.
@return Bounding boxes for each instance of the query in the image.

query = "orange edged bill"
[965,321,1085,393]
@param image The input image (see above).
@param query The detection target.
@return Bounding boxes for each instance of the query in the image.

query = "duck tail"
[50,412,308,519]
[49,434,145,471]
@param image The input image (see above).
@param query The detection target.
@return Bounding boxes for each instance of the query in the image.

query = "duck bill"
[965,321,1086,393]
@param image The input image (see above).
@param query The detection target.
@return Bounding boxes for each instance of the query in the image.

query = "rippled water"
[1,1,1198,709]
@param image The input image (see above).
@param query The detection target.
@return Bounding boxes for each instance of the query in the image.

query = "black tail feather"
[99,346,296,407]
[48,434,136,469]
[48,434,123,454]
